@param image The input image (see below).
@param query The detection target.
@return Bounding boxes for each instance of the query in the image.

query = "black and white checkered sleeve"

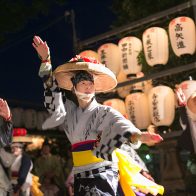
[93,107,141,161]
[43,75,62,113]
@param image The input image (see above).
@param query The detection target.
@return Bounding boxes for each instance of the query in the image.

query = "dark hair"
[71,71,94,87]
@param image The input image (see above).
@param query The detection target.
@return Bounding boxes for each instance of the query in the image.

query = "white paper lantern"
[23,109,37,129]
[143,27,169,66]
[116,70,132,98]
[118,36,142,75]
[103,98,127,118]
[169,16,196,57]
[97,43,120,75]
[125,92,151,129]
[79,50,99,60]
[11,108,24,127]
[148,85,175,126]
[37,111,49,130]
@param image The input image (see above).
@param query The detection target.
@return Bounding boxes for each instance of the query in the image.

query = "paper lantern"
[143,79,153,95]
[11,108,24,127]
[23,109,37,129]
[179,80,196,120]
[116,70,132,98]
[143,27,169,66]
[169,16,196,57]
[118,36,142,75]
[97,43,120,75]
[103,98,127,118]
[128,72,153,94]
[79,50,99,61]
[125,92,151,129]
[36,111,49,130]
[148,85,175,126]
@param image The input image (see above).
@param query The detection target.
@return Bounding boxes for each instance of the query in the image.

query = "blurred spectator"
[65,169,74,196]
[34,140,66,195]
[41,175,59,196]
[10,128,33,196]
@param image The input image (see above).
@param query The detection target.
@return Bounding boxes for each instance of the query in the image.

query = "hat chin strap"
[74,88,95,102]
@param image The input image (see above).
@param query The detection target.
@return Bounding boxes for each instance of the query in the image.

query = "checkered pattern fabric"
[120,142,149,172]
[43,76,62,113]
[74,165,119,196]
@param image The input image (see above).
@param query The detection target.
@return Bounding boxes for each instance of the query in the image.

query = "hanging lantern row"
[11,108,52,130]
[103,85,176,129]
[79,16,196,76]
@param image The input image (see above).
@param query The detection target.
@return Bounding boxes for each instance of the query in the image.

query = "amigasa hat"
[54,55,117,93]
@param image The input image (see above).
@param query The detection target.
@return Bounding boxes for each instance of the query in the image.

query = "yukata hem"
[72,160,118,175]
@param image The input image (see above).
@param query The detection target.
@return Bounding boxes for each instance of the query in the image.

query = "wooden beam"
[116,61,196,88]
[79,2,192,48]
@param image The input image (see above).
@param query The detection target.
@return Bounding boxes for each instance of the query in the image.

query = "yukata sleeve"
[38,62,65,114]
[120,143,149,172]
[93,107,141,161]
[13,154,32,193]
[0,119,13,148]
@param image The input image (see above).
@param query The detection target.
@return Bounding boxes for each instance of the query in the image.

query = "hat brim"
[54,62,117,93]
[13,136,32,143]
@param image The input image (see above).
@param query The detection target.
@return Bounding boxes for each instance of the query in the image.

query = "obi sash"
[71,140,104,167]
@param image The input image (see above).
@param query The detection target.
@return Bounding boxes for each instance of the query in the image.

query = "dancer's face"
[76,80,95,94]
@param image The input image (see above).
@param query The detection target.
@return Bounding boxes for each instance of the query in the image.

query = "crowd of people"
[0,34,195,196]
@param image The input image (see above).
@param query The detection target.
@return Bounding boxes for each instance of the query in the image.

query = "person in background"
[0,98,13,196]
[41,175,60,196]
[34,140,66,196]
[32,35,164,196]
[10,128,33,196]
[175,86,195,153]
[65,169,74,196]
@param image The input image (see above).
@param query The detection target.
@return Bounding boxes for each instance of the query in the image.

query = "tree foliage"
[0,0,67,44]
[111,0,188,26]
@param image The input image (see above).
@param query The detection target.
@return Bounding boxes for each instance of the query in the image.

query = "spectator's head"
[41,139,51,156]
[11,142,23,156]
[11,128,32,156]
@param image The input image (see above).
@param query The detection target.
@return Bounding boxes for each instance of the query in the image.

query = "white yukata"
[40,64,141,196]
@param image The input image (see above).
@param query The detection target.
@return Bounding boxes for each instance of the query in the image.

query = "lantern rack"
[116,61,196,88]
[78,0,196,87]
[79,1,195,49]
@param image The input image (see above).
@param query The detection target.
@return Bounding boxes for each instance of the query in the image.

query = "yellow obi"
[72,150,104,167]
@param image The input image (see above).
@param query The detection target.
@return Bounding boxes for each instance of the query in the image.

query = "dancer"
[0,98,13,196]
[10,128,33,196]
[33,35,164,196]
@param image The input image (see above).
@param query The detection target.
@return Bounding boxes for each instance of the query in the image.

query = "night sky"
[0,0,116,107]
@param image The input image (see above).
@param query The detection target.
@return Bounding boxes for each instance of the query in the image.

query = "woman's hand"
[175,86,186,107]
[32,35,50,61]
[0,98,11,120]
[131,132,163,144]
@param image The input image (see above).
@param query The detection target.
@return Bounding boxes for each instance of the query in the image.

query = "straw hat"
[54,55,117,93]
[12,128,32,143]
